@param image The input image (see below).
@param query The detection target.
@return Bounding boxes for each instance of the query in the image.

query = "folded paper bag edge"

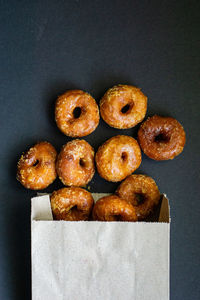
[31,195,53,221]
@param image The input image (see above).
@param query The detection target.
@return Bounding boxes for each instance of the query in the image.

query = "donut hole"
[70,205,78,213]
[154,133,170,143]
[32,160,39,167]
[73,107,82,119]
[121,152,128,162]
[121,103,132,114]
[79,158,86,168]
[70,205,86,219]
[135,193,146,205]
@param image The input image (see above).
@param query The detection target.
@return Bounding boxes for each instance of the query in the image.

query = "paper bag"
[31,194,170,300]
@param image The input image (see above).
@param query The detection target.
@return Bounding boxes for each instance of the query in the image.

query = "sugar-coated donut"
[138,115,186,160]
[100,84,147,129]
[17,142,57,190]
[95,135,142,182]
[56,139,95,187]
[92,195,137,221]
[51,187,94,221]
[55,90,99,137]
[116,174,160,220]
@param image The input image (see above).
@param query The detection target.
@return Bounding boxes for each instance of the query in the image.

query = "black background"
[0,1,200,299]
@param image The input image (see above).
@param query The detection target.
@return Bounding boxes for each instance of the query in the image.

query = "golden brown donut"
[92,195,137,221]
[17,142,57,190]
[55,90,99,137]
[95,135,142,182]
[138,115,186,160]
[116,174,161,220]
[56,139,95,186]
[50,187,94,221]
[100,84,147,129]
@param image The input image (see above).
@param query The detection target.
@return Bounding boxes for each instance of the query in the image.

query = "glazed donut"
[92,195,137,221]
[95,135,142,182]
[138,115,186,160]
[55,90,99,137]
[56,139,95,186]
[17,142,57,190]
[116,174,160,220]
[100,84,147,129]
[50,187,94,221]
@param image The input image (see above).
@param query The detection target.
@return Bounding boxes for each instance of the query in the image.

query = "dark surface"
[0,0,200,299]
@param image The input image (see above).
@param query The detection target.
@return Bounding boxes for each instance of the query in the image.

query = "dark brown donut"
[138,115,186,160]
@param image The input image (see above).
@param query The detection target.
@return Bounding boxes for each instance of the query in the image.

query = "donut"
[50,187,94,221]
[138,115,186,160]
[92,195,137,221]
[17,142,57,190]
[100,84,147,129]
[116,174,160,220]
[95,135,142,182]
[55,90,99,137]
[56,139,95,187]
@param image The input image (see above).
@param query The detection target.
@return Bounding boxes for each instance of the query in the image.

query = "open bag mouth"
[31,193,170,223]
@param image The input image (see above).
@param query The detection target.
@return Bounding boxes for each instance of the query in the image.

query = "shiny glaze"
[95,135,141,182]
[92,195,137,221]
[100,84,147,129]
[17,141,57,190]
[51,187,94,221]
[116,174,160,220]
[138,115,186,160]
[55,90,99,137]
[56,139,95,186]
